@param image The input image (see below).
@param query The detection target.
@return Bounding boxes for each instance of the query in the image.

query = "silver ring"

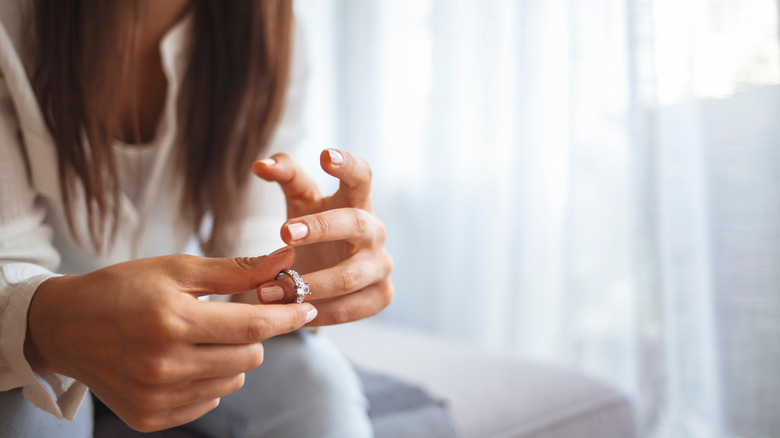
[276,269,311,304]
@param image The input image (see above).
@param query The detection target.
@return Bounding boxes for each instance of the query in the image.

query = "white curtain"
[294,1,780,436]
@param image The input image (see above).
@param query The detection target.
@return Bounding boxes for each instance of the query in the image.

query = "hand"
[252,149,393,325]
[24,247,316,432]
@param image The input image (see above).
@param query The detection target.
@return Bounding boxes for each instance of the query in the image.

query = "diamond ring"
[275,269,311,304]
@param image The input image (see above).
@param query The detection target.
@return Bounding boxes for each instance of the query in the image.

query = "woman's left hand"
[251,149,393,326]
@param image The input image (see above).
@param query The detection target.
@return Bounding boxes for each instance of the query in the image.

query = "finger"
[306,279,394,326]
[126,343,260,385]
[253,153,322,207]
[258,251,392,303]
[130,374,245,411]
[126,398,221,433]
[173,247,295,296]
[182,300,317,344]
[175,344,264,381]
[280,208,385,246]
[169,374,245,409]
[320,149,373,209]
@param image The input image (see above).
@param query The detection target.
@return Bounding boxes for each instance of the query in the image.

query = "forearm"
[23,274,77,376]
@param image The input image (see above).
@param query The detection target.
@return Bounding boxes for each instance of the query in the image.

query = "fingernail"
[260,285,284,302]
[304,307,318,324]
[288,223,308,241]
[327,149,344,165]
[259,158,276,166]
[269,246,291,256]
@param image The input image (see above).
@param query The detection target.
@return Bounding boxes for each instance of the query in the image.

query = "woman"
[0,0,393,436]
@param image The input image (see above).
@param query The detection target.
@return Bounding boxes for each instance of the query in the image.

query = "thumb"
[180,246,296,296]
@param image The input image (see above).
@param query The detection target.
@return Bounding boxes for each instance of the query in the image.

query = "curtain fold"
[295,1,780,436]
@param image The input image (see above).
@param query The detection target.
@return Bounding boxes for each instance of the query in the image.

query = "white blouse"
[0,2,307,419]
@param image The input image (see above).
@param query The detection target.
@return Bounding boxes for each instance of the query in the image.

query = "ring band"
[275,269,311,304]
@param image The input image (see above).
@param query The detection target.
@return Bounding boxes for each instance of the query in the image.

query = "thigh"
[186,331,373,438]
[0,388,93,438]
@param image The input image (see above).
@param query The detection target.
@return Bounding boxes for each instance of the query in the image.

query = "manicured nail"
[304,307,318,324]
[269,246,291,256]
[259,158,276,166]
[288,223,308,241]
[327,149,344,165]
[260,285,284,302]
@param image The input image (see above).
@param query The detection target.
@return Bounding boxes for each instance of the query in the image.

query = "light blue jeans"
[0,331,373,438]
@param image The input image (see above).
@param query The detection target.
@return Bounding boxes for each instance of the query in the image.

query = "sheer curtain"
[294,1,780,436]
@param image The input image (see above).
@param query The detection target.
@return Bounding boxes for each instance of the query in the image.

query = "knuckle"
[232,257,255,271]
[353,209,370,234]
[300,186,319,201]
[339,269,360,291]
[245,317,270,341]
[357,157,373,182]
[165,254,198,280]
[384,252,394,276]
[364,164,373,183]
[136,356,175,384]
[380,282,395,308]
[313,214,331,236]
[332,306,352,325]
[286,310,305,333]
[126,412,163,433]
[147,311,183,344]
[132,389,167,411]
[192,382,225,403]
[375,219,387,244]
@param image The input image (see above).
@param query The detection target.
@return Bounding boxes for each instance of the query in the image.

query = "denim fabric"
[185,330,373,438]
[0,386,94,438]
[3,331,372,438]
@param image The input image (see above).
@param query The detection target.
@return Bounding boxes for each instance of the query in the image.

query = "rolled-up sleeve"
[0,76,87,420]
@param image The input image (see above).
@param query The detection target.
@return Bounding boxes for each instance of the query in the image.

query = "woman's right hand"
[23,246,315,432]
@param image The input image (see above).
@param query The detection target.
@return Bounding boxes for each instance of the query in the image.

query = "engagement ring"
[276,269,311,304]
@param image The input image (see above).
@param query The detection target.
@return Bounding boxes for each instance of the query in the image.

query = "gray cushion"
[326,321,637,438]
[356,367,462,438]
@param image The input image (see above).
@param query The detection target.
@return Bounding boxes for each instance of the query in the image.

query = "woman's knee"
[256,332,372,437]
[190,331,373,438]
[264,331,368,406]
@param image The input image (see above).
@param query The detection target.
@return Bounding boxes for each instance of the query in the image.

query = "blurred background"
[291,0,780,437]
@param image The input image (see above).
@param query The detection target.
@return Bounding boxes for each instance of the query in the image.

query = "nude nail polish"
[288,223,308,241]
[260,285,284,302]
[259,158,276,166]
[305,307,318,324]
[327,149,344,164]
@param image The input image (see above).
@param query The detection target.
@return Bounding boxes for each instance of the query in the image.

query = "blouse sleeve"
[0,76,88,420]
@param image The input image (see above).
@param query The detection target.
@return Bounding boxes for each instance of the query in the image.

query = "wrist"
[24,275,74,375]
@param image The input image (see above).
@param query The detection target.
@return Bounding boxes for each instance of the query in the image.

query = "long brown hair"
[32,0,293,255]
